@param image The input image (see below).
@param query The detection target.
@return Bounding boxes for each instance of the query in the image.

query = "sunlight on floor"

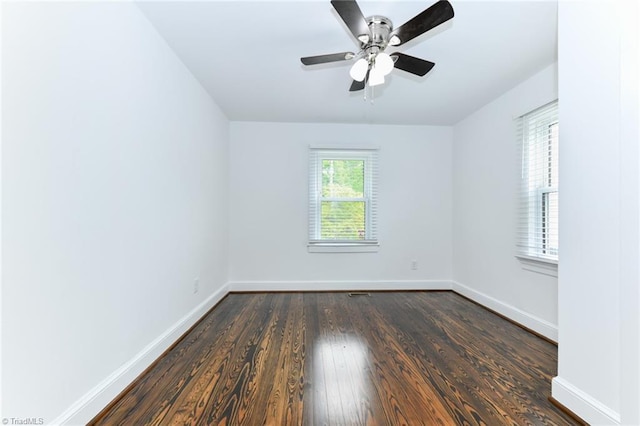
[314,334,372,424]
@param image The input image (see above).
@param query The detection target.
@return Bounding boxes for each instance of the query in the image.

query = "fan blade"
[391,0,454,46]
[349,79,365,91]
[331,0,369,42]
[301,52,355,65]
[349,70,369,91]
[390,52,435,76]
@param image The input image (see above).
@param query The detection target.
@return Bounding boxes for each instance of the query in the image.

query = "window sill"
[308,243,379,253]
[516,255,558,277]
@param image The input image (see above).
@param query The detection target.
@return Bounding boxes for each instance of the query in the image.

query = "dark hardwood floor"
[91,292,580,425]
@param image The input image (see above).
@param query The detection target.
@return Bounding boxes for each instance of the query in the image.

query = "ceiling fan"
[300,0,455,91]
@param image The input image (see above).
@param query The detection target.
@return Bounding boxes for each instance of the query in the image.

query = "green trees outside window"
[320,159,366,240]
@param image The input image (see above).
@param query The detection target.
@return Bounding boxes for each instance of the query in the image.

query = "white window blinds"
[308,148,379,246]
[516,100,559,261]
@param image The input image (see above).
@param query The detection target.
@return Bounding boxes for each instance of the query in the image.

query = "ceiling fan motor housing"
[364,16,393,49]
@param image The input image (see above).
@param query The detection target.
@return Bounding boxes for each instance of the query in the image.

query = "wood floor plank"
[302,293,332,426]
[318,294,368,425]
[91,291,581,426]
[261,293,305,425]
[330,295,389,426]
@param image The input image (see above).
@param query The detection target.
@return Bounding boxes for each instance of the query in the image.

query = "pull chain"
[363,82,375,104]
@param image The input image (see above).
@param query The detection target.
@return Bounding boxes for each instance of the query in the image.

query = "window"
[308,148,378,252]
[516,100,559,269]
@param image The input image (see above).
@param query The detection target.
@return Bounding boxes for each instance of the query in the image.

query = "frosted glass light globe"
[375,52,394,76]
[349,58,369,82]
[369,67,385,86]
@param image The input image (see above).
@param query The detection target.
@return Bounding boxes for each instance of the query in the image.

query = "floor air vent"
[348,292,371,297]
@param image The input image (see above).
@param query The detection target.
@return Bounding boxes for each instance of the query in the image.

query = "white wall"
[553,1,639,424]
[1,2,229,423]
[452,63,559,340]
[229,122,452,289]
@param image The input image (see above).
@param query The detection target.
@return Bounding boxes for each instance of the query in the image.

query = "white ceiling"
[136,0,557,125]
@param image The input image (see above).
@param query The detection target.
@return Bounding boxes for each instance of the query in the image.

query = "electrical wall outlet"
[411,260,418,270]
[193,277,199,294]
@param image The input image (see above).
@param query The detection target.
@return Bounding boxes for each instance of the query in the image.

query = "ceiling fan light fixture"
[375,52,394,76]
[349,58,369,82]
[368,67,385,86]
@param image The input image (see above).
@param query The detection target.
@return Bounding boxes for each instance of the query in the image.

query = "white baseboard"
[552,376,620,425]
[229,280,452,292]
[452,280,558,342]
[51,283,230,426]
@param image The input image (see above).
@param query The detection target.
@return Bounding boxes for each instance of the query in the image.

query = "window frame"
[308,147,379,253]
